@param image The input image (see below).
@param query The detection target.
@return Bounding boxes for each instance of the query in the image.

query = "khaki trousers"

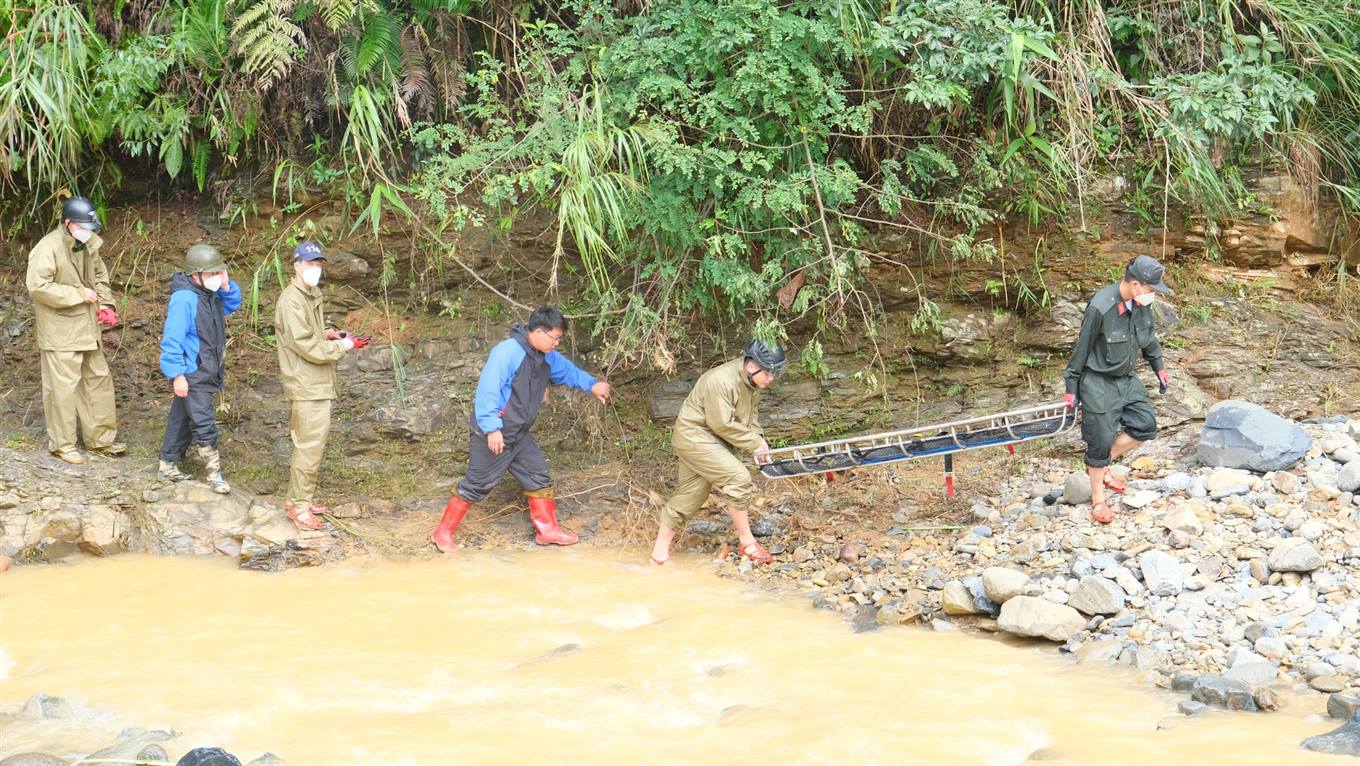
[40,348,118,453]
[287,399,332,505]
[659,437,753,531]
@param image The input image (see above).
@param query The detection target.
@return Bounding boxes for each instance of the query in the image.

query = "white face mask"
[301,266,322,287]
[69,224,93,243]
[1134,290,1156,306]
[202,274,224,292]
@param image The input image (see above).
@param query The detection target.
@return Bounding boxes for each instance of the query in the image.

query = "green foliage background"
[2,0,1358,363]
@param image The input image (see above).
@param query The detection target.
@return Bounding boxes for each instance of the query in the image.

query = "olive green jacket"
[25,227,113,352]
[274,281,348,401]
[672,357,765,454]
[1063,283,1165,413]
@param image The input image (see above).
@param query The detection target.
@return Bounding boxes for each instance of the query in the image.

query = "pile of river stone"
[736,402,1360,727]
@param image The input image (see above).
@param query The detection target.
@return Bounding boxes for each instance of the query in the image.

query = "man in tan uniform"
[273,241,367,529]
[649,340,786,566]
[25,196,126,464]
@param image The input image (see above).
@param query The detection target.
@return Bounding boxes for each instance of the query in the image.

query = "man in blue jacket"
[432,306,611,551]
[157,244,241,494]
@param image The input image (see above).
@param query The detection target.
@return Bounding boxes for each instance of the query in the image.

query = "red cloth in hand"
[96,307,118,327]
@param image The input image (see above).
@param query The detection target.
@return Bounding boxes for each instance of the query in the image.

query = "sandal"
[735,540,773,564]
[649,554,672,567]
[286,502,326,531]
[1102,473,1127,495]
[1091,500,1114,525]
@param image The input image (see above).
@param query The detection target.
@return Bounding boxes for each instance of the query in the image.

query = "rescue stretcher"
[755,400,1079,495]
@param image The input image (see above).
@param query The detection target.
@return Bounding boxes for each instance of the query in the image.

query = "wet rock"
[1068,575,1126,616]
[1178,700,1208,716]
[1171,671,1198,691]
[1190,675,1259,712]
[17,693,71,720]
[0,755,69,766]
[997,596,1087,641]
[1075,638,1122,665]
[1311,675,1347,693]
[981,566,1029,605]
[941,580,980,615]
[1301,711,1360,757]
[239,538,334,571]
[961,576,1000,616]
[1253,688,1280,712]
[1198,400,1312,472]
[136,745,169,763]
[1139,550,1184,596]
[1328,693,1360,721]
[852,605,879,633]
[83,729,175,764]
[1268,538,1324,572]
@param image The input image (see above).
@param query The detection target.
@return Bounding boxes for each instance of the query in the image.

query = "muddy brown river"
[0,553,1340,764]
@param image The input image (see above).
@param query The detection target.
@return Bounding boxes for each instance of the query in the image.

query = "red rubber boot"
[528,496,578,546]
[433,495,471,553]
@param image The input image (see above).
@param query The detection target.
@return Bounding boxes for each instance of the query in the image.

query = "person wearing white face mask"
[157,244,242,492]
[1062,254,1174,524]
[273,241,368,530]
[24,195,127,464]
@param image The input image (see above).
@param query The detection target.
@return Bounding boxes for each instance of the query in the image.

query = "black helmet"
[744,339,787,376]
[61,196,101,230]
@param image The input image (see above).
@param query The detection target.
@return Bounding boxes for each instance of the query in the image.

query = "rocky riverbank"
[710,406,1360,735]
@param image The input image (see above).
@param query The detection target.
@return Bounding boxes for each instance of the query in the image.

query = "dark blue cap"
[293,241,326,262]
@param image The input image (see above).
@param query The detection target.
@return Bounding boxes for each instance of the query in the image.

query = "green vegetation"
[2,1,1358,365]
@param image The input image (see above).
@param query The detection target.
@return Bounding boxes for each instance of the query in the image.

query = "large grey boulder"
[981,566,1029,604]
[1190,675,1259,711]
[1068,575,1126,616]
[1301,711,1360,757]
[997,596,1087,641]
[1197,400,1311,472]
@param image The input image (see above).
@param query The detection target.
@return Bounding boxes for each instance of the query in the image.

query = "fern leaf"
[230,0,306,89]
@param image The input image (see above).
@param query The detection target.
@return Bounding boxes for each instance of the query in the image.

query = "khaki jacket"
[25,227,113,352]
[672,357,765,454]
[274,281,347,401]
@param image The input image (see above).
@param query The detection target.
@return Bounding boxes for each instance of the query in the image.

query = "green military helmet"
[185,244,225,273]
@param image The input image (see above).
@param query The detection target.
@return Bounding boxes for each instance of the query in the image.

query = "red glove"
[1156,369,1170,394]
[350,334,371,349]
[1063,392,1076,409]
[96,307,118,327]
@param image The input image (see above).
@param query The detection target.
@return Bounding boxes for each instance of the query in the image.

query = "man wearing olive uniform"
[274,241,367,529]
[1063,255,1173,524]
[24,196,126,464]
[648,340,785,566]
